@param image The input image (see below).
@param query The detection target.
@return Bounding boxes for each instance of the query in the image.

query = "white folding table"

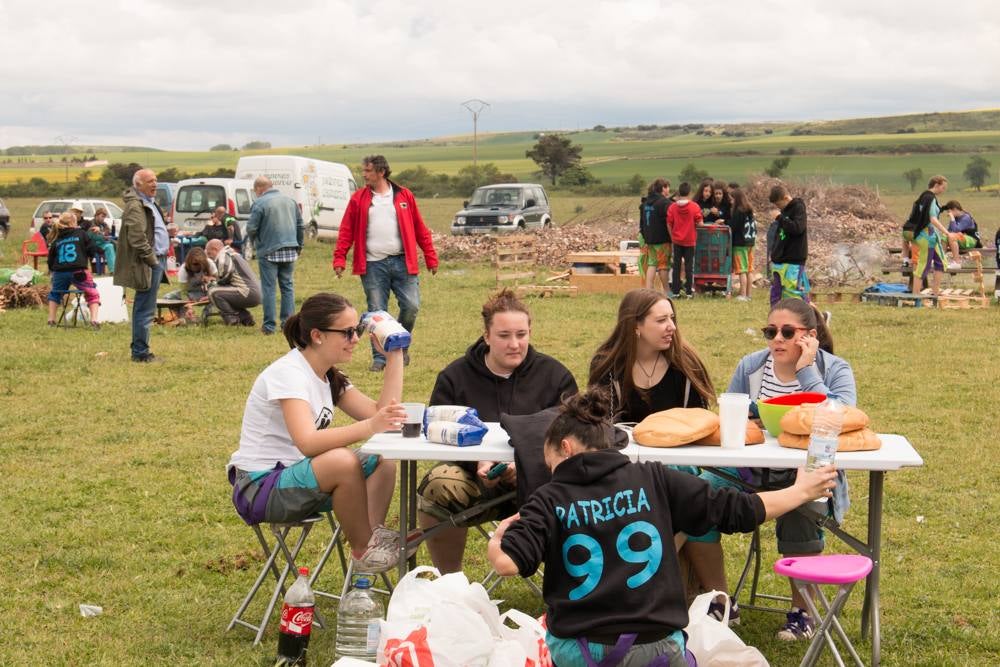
[633,433,923,666]
[362,426,921,666]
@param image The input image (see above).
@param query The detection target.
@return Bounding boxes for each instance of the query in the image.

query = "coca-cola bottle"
[276,567,315,666]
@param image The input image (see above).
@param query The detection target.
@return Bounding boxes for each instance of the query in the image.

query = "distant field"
[4,121,1000,195]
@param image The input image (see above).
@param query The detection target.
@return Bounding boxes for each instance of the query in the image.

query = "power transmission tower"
[461,99,490,185]
[55,134,78,183]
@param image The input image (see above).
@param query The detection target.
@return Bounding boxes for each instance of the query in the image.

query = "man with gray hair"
[115,168,170,363]
[205,239,261,326]
[247,175,304,335]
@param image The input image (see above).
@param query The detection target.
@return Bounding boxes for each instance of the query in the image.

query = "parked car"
[0,197,10,239]
[173,177,256,257]
[236,155,356,241]
[32,199,124,233]
[155,182,177,223]
[450,183,552,235]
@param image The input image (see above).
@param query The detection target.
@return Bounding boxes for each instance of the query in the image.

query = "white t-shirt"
[756,354,800,401]
[228,348,350,472]
[365,188,403,261]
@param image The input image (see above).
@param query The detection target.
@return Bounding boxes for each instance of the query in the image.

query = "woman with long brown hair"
[588,288,714,422]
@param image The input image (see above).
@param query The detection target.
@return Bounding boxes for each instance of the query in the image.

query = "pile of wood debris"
[432,178,899,286]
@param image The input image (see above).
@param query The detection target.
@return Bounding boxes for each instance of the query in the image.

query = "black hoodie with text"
[501,449,765,639]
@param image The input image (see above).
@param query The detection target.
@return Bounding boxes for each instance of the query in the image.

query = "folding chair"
[774,555,873,667]
[55,289,91,328]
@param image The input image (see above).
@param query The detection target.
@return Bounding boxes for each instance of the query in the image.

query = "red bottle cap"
[298,566,309,576]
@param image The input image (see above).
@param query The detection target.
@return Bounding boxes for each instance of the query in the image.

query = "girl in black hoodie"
[489,389,836,667]
[46,211,101,328]
[417,288,578,573]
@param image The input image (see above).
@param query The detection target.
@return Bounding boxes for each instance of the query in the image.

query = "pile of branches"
[0,284,49,310]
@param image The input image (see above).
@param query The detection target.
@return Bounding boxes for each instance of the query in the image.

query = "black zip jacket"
[639,192,671,245]
[430,338,578,472]
[501,449,765,638]
[771,197,808,265]
[47,228,97,272]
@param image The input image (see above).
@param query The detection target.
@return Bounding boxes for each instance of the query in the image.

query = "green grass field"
[1,237,999,665]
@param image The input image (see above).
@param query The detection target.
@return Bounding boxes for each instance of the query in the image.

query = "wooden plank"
[568,273,643,295]
[567,251,640,263]
[514,284,578,298]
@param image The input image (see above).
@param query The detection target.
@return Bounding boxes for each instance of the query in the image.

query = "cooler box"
[693,224,732,295]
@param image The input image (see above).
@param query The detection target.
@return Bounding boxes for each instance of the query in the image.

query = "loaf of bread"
[777,428,881,452]
[694,420,766,446]
[634,408,719,447]
[779,404,870,436]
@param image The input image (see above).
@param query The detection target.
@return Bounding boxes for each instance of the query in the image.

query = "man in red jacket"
[666,181,703,297]
[334,155,438,371]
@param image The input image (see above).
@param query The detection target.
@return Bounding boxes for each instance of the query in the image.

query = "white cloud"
[2,0,998,149]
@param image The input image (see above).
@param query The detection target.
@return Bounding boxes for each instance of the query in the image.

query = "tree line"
[0,162,235,198]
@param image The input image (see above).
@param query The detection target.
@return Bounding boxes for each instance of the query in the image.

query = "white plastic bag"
[684,591,768,666]
[379,566,499,667]
[494,609,552,667]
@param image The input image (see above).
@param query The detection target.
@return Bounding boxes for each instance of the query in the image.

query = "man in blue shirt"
[247,176,304,335]
[115,168,170,362]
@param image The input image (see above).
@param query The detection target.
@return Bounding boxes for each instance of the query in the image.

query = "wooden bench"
[566,250,642,295]
[881,249,996,293]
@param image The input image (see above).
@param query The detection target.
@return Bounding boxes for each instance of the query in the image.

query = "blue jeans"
[258,257,296,333]
[360,255,420,364]
[131,257,166,359]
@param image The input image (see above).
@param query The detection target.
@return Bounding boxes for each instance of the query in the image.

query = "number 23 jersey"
[501,449,764,638]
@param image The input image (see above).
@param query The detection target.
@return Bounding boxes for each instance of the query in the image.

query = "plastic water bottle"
[806,397,845,474]
[360,310,412,351]
[335,576,384,659]
[276,567,315,665]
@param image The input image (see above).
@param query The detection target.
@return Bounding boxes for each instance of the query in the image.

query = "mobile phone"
[485,462,509,480]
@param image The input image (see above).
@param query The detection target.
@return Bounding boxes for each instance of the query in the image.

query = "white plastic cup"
[718,393,751,449]
[401,402,425,438]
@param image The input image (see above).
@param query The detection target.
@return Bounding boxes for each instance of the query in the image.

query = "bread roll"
[779,404,870,436]
[694,420,765,446]
[777,428,881,452]
[634,408,719,447]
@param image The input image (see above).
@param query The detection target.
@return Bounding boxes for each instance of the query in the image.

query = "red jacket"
[666,199,702,247]
[333,182,439,275]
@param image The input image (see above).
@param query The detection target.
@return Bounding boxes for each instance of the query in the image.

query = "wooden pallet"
[860,292,937,308]
[936,294,990,309]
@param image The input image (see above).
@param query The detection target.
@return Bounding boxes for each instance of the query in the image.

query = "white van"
[236,155,356,241]
[173,177,256,256]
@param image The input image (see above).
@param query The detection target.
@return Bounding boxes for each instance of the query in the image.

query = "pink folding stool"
[774,554,873,667]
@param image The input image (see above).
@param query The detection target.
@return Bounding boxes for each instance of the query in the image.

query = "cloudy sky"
[3,0,999,150]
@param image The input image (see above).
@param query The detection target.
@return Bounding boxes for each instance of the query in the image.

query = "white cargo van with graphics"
[235,155,356,241]
[173,178,256,257]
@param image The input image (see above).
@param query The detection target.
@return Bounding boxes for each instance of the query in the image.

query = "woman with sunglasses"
[724,297,856,641]
[227,292,408,573]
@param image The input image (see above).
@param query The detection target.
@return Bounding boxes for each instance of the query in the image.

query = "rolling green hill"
[2,109,998,195]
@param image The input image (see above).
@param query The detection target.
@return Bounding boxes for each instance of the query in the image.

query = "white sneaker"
[735,295,751,302]
[353,529,400,573]
[947,262,962,270]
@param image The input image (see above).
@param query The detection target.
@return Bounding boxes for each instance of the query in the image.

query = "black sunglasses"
[761,324,809,340]
[319,325,363,339]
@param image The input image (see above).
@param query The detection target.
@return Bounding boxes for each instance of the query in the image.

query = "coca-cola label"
[279,603,314,636]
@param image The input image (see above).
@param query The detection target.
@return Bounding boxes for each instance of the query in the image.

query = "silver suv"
[451,183,552,235]
[0,198,10,239]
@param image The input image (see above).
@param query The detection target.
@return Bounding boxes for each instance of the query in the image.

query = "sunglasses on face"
[319,325,363,339]
[761,324,809,340]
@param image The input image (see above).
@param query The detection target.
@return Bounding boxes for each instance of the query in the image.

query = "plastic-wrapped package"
[360,310,412,352]
[425,421,487,447]
[422,406,486,435]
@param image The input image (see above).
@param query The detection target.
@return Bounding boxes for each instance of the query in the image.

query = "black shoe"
[403,349,411,366]
[260,327,275,336]
[131,353,163,364]
[369,360,386,372]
